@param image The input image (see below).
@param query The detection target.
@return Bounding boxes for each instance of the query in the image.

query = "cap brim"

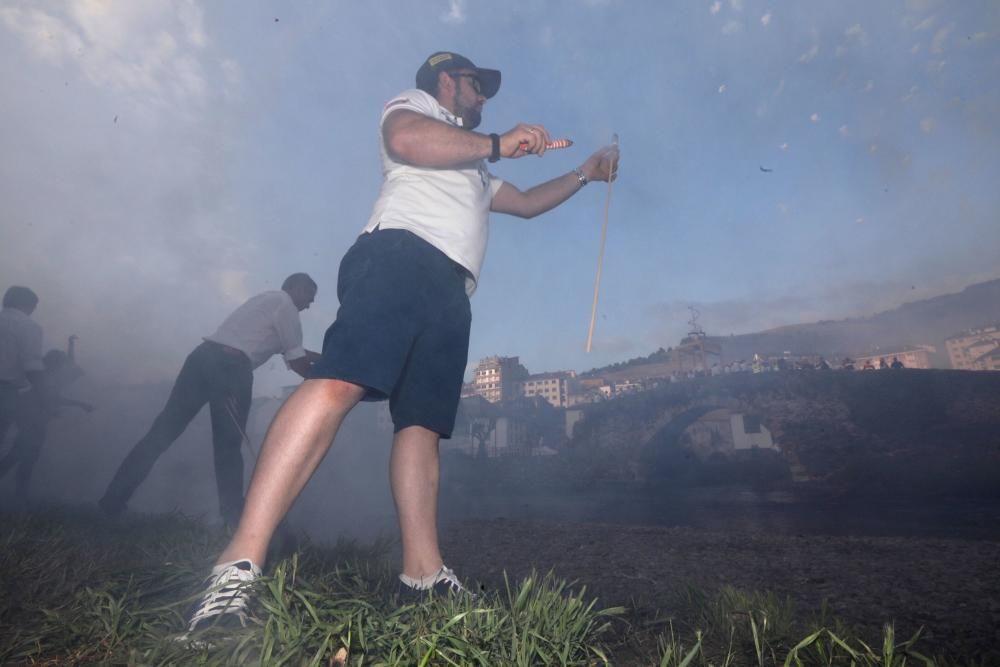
[476,68,501,98]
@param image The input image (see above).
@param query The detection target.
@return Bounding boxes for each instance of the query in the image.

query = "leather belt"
[205,340,248,357]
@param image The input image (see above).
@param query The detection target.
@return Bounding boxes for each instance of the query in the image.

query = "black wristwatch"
[488,133,501,163]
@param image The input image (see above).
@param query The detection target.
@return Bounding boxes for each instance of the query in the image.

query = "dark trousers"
[0,382,16,446]
[0,384,47,498]
[100,341,252,526]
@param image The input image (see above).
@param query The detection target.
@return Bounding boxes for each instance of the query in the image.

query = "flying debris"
[759,165,773,172]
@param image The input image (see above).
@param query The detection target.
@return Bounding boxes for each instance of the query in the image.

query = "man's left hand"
[580,144,620,183]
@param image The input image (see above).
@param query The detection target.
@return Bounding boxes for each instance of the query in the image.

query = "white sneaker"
[186,558,262,632]
[398,565,473,601]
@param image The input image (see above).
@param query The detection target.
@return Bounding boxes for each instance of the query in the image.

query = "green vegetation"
[582,347,672,377]
[0,509,967,665]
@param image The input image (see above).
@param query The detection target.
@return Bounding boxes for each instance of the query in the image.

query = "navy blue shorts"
[310,229,472,438]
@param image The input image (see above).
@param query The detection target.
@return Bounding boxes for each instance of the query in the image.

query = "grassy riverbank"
[0,509,982,666]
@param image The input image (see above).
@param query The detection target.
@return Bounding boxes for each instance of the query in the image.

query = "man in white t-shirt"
[99,273,319,528]
[186,52,619,631]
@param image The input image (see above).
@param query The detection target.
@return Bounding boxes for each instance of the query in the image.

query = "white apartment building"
[946,325,1000,370]
[519,371,575,408]
[471,355,529,403]
[969,346,1000,371]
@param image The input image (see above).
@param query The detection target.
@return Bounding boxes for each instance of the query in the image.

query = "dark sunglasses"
[448,72,482,94]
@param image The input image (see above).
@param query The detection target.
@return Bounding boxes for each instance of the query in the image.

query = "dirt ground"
[440,518,1000,663]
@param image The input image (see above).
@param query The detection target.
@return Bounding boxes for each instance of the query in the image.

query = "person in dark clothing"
[0,286,45,502]
[99,273,319,527]
[890,356,904,369]
[0,345,92,500]
[0,286,43,443]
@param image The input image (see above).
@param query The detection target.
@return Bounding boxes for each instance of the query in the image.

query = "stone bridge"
[569,369,1000,497]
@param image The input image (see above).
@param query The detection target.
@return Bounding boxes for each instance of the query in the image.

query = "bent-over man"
[99,273,320,527]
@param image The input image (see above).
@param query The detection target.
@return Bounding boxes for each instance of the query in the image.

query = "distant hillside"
[711,279,1000,366]
[587,279,1000,374]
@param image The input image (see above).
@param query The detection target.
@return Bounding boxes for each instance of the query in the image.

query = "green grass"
[0,509,971,666]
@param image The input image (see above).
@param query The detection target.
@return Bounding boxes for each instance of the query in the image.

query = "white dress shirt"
[204,291,306,370]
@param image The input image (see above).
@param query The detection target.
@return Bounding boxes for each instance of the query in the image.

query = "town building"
[945,325,1000,370]
[969,346,1000,371]
[672,330,722,374]
[450,394,563,458]
[518,370,575,408]
[561,375,605,405]
[469,355,529,403]
[682,409,779,460]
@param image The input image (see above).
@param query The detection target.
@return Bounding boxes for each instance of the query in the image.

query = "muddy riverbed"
[438,492,1000,662]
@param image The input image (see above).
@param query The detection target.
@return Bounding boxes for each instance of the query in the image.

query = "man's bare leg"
[391,425,445,579]
[217,378,365,566]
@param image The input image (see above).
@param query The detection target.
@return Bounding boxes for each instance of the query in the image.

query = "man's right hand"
[499,123,551,158]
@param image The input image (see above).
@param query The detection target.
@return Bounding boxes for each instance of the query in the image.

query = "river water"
[440,486,1000,541]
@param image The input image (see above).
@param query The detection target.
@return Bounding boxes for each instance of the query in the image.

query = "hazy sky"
[2,0,998,394]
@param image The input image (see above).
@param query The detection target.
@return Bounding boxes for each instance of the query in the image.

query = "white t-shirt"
[364,88,505,296]
[0,308,43,387]
[204,291,306,370]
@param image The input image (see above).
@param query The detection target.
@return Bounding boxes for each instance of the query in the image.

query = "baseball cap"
[415,51,501,99]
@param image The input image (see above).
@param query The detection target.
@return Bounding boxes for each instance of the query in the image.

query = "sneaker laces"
[433,565,467,594]
[187,559,261,632]
[399,565,467,594]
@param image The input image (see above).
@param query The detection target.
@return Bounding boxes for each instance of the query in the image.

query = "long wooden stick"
[225,395,258,458]
[586,133,618,353]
